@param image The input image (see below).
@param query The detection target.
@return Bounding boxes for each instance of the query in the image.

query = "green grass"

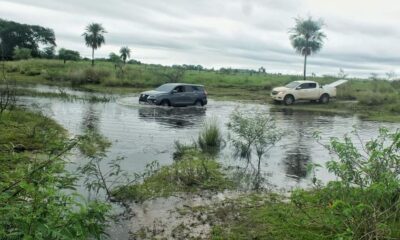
[0,108,68,179]
[207,192,400,240]
[4,59,400,121]
[112,148,234,203]
[0,108,66,153]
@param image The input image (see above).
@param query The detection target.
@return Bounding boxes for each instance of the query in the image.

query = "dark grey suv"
[139,83,208,107]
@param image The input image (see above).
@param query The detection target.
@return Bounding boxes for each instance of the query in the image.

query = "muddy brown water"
[18,85,399,239]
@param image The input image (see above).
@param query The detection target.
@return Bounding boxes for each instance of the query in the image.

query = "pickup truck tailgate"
[326,79,348,88]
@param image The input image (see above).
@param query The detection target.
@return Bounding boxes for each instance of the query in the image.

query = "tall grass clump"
[197,117,222,154]
[357,92,400,106]
[69,68,111,86]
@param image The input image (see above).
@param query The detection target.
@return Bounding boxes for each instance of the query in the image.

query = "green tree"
[82,23,106,66]
[109,52,121,63]
[13,47,32,60]
[119,46,131,64]
[42,46,55,59]
[289,16,326,80]
[58,48,80,64]
[0,19,56,59]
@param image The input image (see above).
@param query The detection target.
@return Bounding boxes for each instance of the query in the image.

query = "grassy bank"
[207,191,400,240]
[112,148,234,203]
[4,59,400,121]
[0,108,66,154]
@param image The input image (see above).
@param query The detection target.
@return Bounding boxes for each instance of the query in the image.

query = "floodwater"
[18,85,399,238]
[19,86,398,190]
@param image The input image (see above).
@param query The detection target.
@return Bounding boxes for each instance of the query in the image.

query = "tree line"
[1,17,329,78]
[0,19,134,66]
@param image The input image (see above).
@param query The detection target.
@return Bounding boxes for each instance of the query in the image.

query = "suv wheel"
[160,100,170,107]
[284,95,294,105]
[194,100,203,107]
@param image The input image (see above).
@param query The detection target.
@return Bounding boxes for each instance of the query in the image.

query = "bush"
[292,128,400,239]
[0,109,111,239]
[13,47,32,60]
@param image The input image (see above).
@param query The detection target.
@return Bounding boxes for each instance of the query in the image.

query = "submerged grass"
[13,88,113,102]
[112,148,234,203]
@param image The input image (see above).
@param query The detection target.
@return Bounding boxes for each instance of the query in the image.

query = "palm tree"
[82,23,106,66]
[289,17,326,80]
[119,46,131,64]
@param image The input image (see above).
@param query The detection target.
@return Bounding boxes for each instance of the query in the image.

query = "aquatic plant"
[197,117,223,155]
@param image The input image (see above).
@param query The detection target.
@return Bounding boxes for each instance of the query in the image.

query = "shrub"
[293,128,400,239]
[13,47,32,60]
[227,109,282,189]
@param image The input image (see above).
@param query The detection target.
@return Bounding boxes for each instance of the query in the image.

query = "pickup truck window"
[299,83,317,89]
[286,81,300,88]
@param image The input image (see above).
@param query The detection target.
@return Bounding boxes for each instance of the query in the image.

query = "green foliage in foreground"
[112,148,233,203]
[0,109,110,239]
[211,128,400,239]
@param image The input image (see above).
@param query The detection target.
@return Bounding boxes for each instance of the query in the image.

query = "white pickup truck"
[270,80,347,105]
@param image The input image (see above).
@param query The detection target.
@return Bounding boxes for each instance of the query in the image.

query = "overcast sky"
[1,0,399,77]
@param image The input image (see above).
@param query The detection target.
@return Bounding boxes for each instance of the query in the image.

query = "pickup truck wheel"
[319,94,330,104]
[160,100,171,107]
[284,95,295,105]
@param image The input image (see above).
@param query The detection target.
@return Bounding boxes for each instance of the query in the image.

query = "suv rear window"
[185,85,204,92]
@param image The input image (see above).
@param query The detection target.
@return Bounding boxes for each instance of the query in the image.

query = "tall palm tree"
[289,17,326,80]
[82,23,106,66]
[119,46,131,64]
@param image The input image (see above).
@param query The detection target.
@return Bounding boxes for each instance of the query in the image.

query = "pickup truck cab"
[271,80,347,105]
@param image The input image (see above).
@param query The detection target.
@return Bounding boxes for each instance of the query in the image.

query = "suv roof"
[163,83,204,87]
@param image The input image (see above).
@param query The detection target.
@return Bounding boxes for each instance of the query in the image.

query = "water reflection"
[81,104,100,132]
[137,106,206,128]
[283,145,310,180]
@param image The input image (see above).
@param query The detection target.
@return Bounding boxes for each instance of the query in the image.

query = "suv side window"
[184,85,203,92]
[174,86,185,93]
[309,83,316,88]
[184,86,195,92]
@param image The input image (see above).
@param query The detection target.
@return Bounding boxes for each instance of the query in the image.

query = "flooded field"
[16,86,399,238]
[18,86,398,190]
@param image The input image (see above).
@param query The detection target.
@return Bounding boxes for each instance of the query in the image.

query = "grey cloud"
[1,0,399,77]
